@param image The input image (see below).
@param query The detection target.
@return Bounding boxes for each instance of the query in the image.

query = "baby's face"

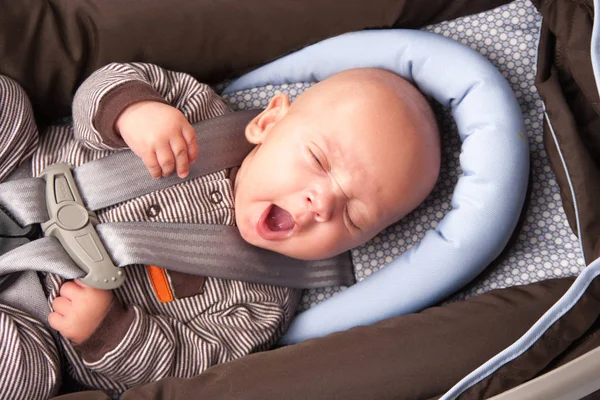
[234,69,440,260]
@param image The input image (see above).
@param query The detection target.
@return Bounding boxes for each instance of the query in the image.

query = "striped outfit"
[0,304,60,400]
[0,65,301,399]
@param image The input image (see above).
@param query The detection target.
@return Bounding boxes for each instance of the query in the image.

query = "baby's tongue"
[266,205,295,231]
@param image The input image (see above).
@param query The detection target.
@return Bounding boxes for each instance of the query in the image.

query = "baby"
[0,65,439,398]
[116,67,441,260]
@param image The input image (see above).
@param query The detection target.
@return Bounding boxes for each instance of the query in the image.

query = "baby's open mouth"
[257,204,296,240]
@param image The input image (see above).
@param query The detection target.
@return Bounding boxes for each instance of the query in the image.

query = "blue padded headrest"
[224,29,529,344]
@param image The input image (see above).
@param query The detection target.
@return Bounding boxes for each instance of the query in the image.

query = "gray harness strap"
[74,110,258,210]
[97,223,354,288]
[0,223,353,289]
[0,110,355,294]
[0,110,258,219]
[0,238,81,278]
[0,178,47,226]
[0,271,53,323]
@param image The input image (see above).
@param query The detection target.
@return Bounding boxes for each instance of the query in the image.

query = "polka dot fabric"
[220,0,585,311]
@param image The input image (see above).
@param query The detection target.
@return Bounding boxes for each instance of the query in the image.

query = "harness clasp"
[40,163,125,290]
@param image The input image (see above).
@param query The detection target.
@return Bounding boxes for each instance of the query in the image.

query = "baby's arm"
[72,62,230,178]
[60,286,299,388]
[0,304,61,400]
[0,76,39,182]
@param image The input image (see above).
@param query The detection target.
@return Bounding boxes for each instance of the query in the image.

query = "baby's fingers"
[170,136,190,179]
[142,152,162,179]
[182,125,198,164]
[156,146,176,177]
[47,311,65,331]
[51,296,71,316]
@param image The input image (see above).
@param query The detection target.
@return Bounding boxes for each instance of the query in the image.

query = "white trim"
[545,112,586,262]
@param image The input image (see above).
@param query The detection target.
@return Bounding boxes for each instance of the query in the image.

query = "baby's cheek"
[302,227,348,259]
[236,218,254,244]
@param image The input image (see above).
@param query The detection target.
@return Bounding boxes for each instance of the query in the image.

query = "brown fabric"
[73,300,135,363]
[0,0,512,120]
[583,390,600,400]
[51,278,574,400]
[545,315,600,371]
[540,314,600,400]
[94,80,167,148]
[532,0,600,263]
[460,275,600,398]
[168,270,206,300]
[54,391,109,400]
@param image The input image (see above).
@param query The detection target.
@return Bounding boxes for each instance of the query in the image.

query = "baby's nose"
[305,188,335,223]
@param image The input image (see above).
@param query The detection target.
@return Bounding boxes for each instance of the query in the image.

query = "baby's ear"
[245,93,290,144]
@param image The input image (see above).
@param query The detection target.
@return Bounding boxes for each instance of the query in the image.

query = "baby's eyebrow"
[320,135,365,211]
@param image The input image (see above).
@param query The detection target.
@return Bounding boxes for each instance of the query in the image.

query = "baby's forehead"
[327,135,395,192]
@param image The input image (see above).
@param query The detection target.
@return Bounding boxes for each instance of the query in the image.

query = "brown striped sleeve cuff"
[73,299,135,363]
[94,80,168,148]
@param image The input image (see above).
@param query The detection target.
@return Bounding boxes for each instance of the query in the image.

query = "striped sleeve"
[79,287,300,388]
[0,76,39,182]
[72,62,231,151]
[0,304,61,400]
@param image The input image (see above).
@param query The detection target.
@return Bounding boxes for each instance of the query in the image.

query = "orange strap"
[146,265,174,303]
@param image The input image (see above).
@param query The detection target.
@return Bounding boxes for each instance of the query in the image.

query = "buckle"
[40,163,125,290]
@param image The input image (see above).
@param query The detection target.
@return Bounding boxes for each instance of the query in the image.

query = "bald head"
[292,68,441,223]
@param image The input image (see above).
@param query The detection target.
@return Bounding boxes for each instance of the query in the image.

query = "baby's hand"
[48,280,114,344]
[116,101,199,179]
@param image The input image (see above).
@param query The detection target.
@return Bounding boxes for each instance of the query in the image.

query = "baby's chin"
[273,242,349,261]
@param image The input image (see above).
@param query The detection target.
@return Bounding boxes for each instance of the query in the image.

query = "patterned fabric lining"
[221,0,586,310]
